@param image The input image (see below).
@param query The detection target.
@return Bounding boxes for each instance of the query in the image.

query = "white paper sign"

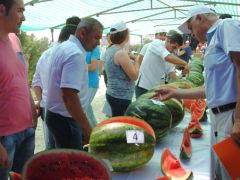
[126,130,144,144]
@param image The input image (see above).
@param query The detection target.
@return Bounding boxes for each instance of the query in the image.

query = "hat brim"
[178,17,191,34]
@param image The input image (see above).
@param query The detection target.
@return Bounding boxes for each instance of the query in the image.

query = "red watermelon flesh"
[180,128,192,159]
[97,116,156,139]
[161,148,193,180]
[22,149,111,180]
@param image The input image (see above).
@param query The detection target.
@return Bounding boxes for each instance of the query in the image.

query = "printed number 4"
[133,132,138,141]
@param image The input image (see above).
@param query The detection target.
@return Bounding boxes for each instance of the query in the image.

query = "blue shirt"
[86,46,100,88]
[204,19,240,108]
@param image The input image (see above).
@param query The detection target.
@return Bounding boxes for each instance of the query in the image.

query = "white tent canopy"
[22,0,240,35]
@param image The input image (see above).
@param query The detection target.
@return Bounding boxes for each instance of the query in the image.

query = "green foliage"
[17,32,50,85]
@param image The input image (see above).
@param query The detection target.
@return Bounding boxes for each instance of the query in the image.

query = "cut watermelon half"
[97,116,156,139]
[22,149,111,180]
[161,148,193,180]
[180,128,192,159]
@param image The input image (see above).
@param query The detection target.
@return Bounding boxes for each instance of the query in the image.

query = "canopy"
[22,0,240,35]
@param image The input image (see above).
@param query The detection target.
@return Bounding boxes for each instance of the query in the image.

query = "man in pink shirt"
[0,0,37,179]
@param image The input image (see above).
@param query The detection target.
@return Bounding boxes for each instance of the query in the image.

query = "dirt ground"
[34,76,108,153]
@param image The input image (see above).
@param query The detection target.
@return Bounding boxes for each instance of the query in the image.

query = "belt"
[211,102,236,114]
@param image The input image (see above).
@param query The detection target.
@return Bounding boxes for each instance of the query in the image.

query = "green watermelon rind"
[90,123,156,172]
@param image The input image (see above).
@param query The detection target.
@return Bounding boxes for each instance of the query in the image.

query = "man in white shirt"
[135,30,188,98]
[136,28,167,65]
[46,18,103,149]
[32,16,81,149]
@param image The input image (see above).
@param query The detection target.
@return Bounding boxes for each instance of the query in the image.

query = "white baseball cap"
[155,28,167,34]
[178,4,216,34]
[110,21,127,34]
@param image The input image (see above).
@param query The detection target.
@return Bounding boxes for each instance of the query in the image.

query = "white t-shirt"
[139,43,150,56]
[47,35,89,117]
[137,39,175,90]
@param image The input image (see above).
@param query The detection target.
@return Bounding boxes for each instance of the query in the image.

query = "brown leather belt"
[211,102,236,114]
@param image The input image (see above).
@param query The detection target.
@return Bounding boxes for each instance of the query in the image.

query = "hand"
[32,105,38,128]
[83,125,92,145]
[35,101,41,117]
[182,64,189,75]
[151,88,176,101]
[0,144,9,168]
[231,118,240,146]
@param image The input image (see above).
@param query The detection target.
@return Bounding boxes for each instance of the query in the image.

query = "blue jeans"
[106,94,131,117]
[0,128,35,180]
[46,110,83,149]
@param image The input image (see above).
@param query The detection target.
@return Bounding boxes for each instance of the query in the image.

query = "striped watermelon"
[163,98,184,128]
[90,116,156,172]
[125,94,172,142]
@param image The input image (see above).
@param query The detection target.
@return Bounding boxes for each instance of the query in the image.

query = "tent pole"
[50,28,54,42]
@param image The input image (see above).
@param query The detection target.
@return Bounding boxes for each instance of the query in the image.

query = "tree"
[18,32,50,85]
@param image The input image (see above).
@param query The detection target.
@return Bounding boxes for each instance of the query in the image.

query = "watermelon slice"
[22,149,111,180]
[155,176,172,180]
[161,148,193,180]
[188,115,203,138]
[180,128,192,159]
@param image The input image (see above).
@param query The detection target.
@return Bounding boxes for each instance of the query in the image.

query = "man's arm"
[29,90,38,128]
[230,51,240,146]
[61,88,92,144]
[157,86,205,101]
[135,54,144,66]
[165,54,188,66]
[88,59,99,71]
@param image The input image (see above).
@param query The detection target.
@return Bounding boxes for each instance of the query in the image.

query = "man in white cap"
[135,30,189,98]
[157,4,240,180]
[136,28,167,65]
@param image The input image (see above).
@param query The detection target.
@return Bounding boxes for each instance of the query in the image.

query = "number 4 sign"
[126,130,145,144]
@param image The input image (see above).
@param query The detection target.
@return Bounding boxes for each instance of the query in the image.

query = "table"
[112,112,214,180]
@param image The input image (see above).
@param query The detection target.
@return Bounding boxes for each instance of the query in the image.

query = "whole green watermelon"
[125,93,172,142]
[90,116,156,172]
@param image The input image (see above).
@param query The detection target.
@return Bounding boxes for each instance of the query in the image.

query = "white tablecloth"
[112,112,214,180]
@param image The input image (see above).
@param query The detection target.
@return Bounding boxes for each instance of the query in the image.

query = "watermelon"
[90,116,156,172]
[163,98,184,128]
[9,172,21,180]
[161,148,193,180]
[187,71,204,87]
[125,95,172,142]
[22,149,111,180]
[156,176,172,180]
[188,115,203,138]
[180,128,192,159]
